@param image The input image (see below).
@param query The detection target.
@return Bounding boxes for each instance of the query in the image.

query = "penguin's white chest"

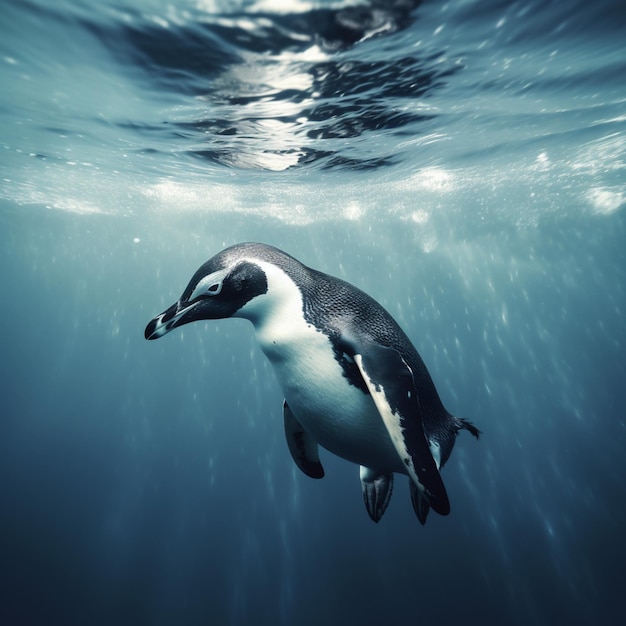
[260,322,396,467]
[242,263,400,471]
[260,319,361,422]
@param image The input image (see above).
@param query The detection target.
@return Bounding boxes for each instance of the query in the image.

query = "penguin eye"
[189,269,229,300]
[206,281,222,296]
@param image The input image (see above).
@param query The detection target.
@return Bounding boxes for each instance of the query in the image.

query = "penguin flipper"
[360,466,394,523]
[283,401,324,479]
[352,343,450,517]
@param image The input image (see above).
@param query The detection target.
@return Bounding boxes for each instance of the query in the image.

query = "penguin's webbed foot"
[409,479,430,525]
[360,466,394,523]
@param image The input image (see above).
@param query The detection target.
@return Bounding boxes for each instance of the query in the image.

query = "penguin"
[145,243,480,524]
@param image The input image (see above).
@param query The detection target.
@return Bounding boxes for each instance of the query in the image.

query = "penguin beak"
[144,300,198,340]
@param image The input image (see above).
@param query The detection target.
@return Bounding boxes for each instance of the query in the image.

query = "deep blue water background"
[1,1,625,624]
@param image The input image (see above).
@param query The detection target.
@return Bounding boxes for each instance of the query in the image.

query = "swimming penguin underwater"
[145,243,480,524]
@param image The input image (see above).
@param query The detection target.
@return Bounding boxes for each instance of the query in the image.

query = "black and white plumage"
[145,242,480,524]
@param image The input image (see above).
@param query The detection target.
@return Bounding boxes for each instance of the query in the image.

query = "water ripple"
[84,0,458,171]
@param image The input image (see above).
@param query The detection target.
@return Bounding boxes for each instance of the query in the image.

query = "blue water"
[1,0,625,624]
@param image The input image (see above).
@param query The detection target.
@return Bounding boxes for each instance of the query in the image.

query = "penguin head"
[145,246,271,340]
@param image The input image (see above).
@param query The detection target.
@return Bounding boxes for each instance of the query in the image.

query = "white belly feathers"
[238,260,401,472]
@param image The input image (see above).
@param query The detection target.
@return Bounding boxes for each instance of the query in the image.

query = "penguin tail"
[436,413,481,471]
[455,416,481,439]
